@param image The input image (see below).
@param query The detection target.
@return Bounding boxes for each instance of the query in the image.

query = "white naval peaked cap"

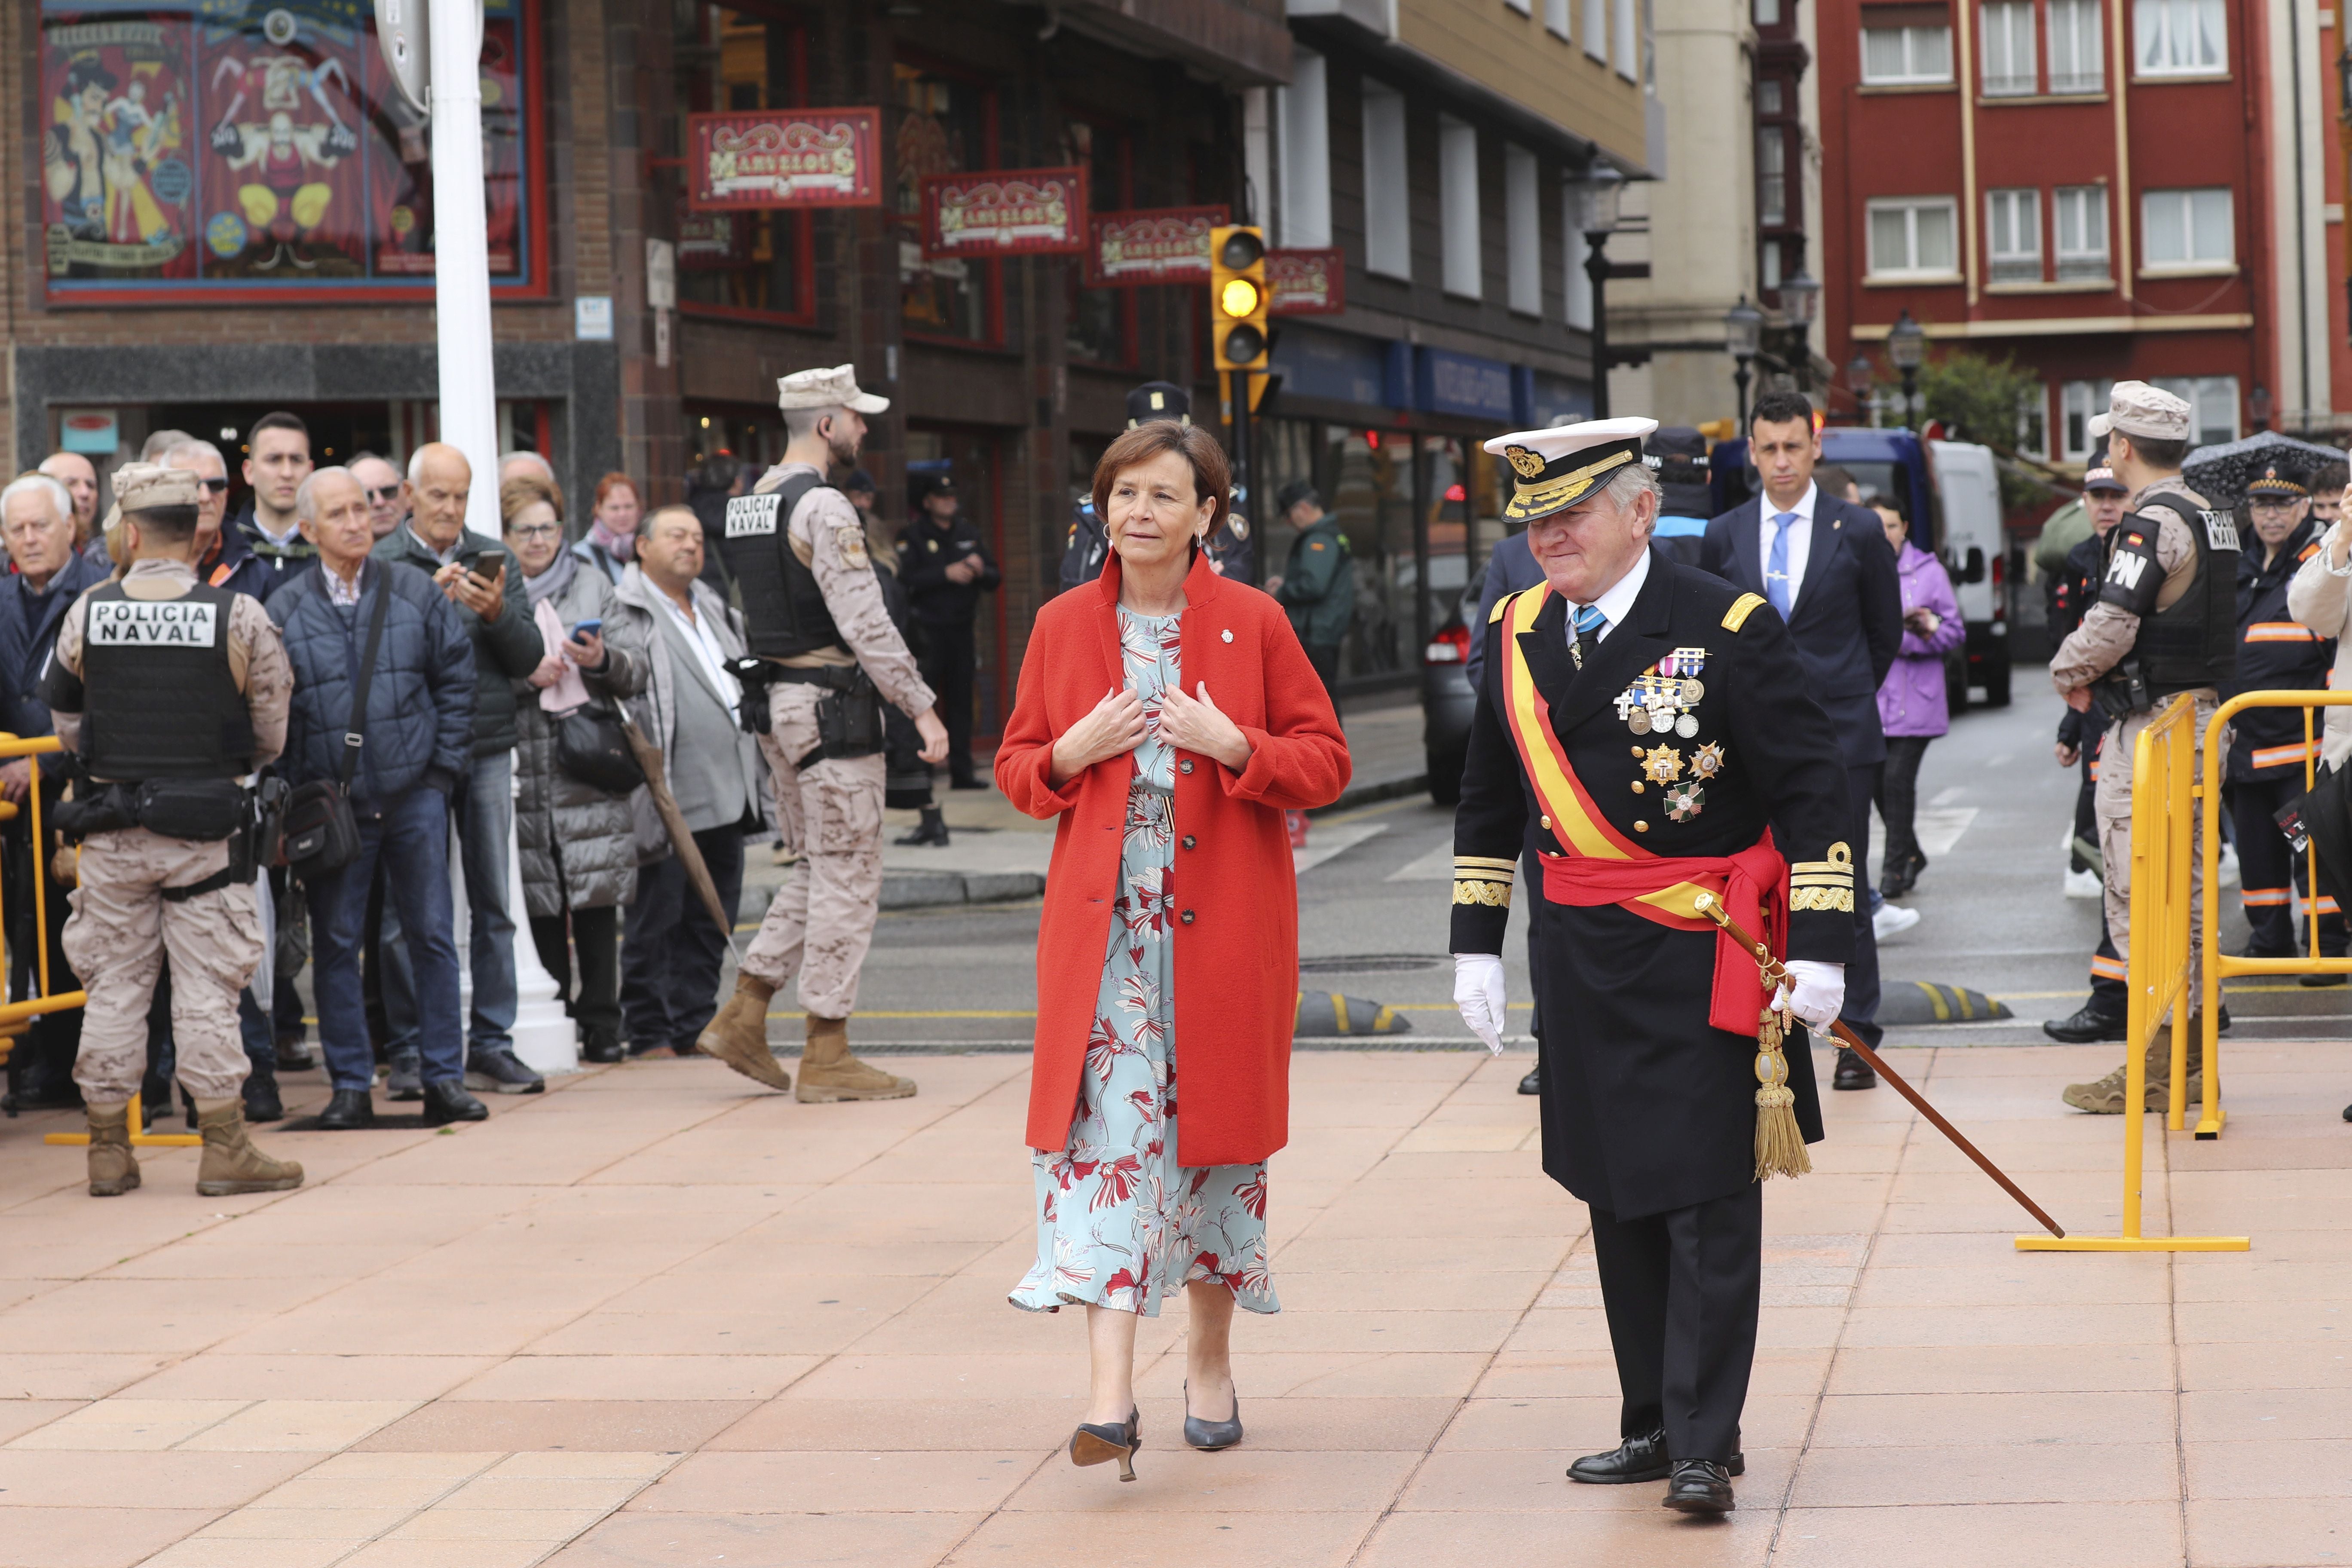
[1482,416,1660,522]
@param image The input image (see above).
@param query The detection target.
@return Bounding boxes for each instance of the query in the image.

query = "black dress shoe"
[1663,1458,1736,1513]
[582,1036,625,1064]
[1569,1431,1743,1485]
[2043,1002,2128,1043]
[1518,1068,1542,1096]
[243,1071,285,1124]
[2301,970,2347,988]
[1833,1047,1877,1090]
[315,1088,377,1130]
[422,1079,488,1126]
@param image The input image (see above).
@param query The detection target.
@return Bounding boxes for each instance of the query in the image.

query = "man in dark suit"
[1451,416,1856,1513]
[1700,392,1902,1089]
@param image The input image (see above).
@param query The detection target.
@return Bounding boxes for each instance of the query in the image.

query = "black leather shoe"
[422,1079,488,1126]
[1517,1069,1541,1096]
[1833,1047,1877,1090]
[1663,1458,1735,1514]
[582,1035,625,1064]
[2302,970,2347,987]
[243,1071,285,1124]
[1568,1430,1669,1484]
[2043,1002,2128,1043]
[315,1088,376,1130]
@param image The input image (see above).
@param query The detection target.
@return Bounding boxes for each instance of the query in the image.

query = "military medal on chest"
[1615,645,1709,741]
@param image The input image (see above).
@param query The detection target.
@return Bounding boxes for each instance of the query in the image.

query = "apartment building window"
[1585,0,1608,61]
[2061,380,2114,459]
[1614,0,1638,78]
[1981,2,2038,95]
[1546,0,1571,37]
[2135,0,2225,75]
[1985,188,2040,283]
[1867,196,1960,277]
[1440,116,1482,299]
[2049,0,2105,91]
[1506,144,1541,315]
[1363,81,1411,280]
[2054,184,2110,279]
[1862,11,1956,84]
[2151,377,2238,445]
[2018,388,2051,458]
[1277,49,1332,249]
[1755,0,1781,22]
[1564,186,1594,328]
[2142,186,2233,268]
[1758,79,1783,114]
[1758,129,1787,226]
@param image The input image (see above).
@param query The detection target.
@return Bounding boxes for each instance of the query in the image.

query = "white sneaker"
[2063,867,2104,900]
[2218,842,2240,888]
[1873,903,1922,942]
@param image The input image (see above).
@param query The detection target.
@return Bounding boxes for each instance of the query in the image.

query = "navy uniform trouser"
[1590,1182,1762,1464]
[2228,774,2350,959]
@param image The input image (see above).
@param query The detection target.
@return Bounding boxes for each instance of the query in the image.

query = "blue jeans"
[309,787,465,1091]
[379,752,518,1060]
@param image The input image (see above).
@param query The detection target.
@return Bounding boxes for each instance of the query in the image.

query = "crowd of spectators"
[0,413,778,1126]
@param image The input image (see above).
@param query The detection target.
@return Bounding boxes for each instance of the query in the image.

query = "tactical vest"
[718,471,851,659]
[2121,494,2239,696]
[78,582,254,781]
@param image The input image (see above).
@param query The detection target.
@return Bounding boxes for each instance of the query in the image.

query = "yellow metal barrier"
[2197,690,2352,1141]
[2019,693,2248,1253]
[0,734,87,1032]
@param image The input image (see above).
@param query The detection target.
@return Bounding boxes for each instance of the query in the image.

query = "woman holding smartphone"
[502,472,648,1063]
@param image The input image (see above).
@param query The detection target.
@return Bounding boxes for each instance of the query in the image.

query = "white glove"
[1773,959,1846,1032]
[1454,953,1509,1055]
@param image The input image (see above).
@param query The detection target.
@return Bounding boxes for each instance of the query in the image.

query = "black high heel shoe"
[1069,1406,1142,1481]
[1183,1379,1243,1451]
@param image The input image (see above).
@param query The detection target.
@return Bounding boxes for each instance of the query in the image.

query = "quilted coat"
[514,565,648,916]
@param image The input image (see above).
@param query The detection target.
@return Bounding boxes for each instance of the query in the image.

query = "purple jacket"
[1876,542,1964,738]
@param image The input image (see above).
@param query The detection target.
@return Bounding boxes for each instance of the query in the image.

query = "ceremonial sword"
[1691,891,2066,1239]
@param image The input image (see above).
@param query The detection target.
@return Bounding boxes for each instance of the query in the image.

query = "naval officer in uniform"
[1449,418,1857,1513]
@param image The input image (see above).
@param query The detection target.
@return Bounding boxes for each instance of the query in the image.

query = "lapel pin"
[1221,628,1233,642]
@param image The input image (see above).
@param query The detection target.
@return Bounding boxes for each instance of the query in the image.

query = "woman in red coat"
[998,421,1348,1480]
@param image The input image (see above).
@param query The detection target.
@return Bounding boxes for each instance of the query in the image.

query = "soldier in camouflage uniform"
[697,365,949,1102]
[41,464,302,1197]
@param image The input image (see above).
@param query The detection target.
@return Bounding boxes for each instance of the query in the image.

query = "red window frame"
[672,0,818,328]
[896,51,1005,350]
[36,0,551,309]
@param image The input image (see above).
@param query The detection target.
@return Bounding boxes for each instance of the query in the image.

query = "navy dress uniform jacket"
[1699,496,1903,767]
[1451,551,1856,1219]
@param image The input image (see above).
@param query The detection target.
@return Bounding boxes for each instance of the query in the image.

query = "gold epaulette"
[1723,592,1767,632]
[1489,588,1522,624]
[1453,854,1515,907]
[1788,841,1855,912]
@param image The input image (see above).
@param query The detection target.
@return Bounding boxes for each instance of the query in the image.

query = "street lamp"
[1886,308,1926,430]
[1575,165,1634,419]
[1847,353,1875,424]
[1724,295,1763,426]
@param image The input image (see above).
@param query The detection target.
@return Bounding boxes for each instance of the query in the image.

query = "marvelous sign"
[686,108,882,211]
[1083,205,1226,286]
[922,167,1086,257]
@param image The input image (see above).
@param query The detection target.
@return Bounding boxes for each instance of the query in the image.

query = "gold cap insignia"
[1504,445,1546,479]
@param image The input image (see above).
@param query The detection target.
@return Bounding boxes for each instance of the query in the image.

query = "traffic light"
[1210,225,1269,373]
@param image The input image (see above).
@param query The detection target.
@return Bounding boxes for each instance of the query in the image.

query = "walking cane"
[1691,891,2066,1239]
[620,718,743,965]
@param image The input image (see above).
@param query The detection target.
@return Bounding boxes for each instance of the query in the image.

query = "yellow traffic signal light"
[1210,225,1269,373]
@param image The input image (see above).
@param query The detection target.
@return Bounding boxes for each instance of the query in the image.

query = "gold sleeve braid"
[1453,854,1514,907]
[1789,841,1855,912]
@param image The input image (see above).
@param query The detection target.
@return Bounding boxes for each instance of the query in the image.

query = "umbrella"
[2183,431,2345,509]
[620,717,741,962]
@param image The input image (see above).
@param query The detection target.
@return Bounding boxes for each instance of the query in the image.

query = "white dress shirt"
[1758,481,1819,609]
[1566,546,1651,645]
[655,588,743,714]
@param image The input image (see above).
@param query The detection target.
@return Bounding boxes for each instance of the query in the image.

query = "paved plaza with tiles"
[0,1038,2344,1568]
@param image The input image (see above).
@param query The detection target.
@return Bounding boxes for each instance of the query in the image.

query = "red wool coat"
[997,551,1351,1166]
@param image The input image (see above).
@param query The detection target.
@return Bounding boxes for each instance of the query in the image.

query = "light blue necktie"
[1766,512,1798,618]
[1570,603,1607,668]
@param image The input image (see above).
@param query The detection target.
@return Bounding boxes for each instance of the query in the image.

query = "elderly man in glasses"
[163,440,277,603]
[349,453,410,540]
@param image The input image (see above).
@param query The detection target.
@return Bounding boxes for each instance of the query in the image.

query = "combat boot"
[194,1100,304,1196]
[85,1102,140,1197]
[695,974,792,1091]
[796,1015,916,1103]
[2061,1029,2205,1114]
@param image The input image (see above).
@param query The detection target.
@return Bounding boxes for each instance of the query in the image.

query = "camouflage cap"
[2086,380,2191,444]
[109,462,202,513]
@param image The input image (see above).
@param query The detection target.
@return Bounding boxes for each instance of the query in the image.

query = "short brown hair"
[643,504,702,542]
[592,471,637,512]
[499,472,559,529]
[1091,420,1231,536]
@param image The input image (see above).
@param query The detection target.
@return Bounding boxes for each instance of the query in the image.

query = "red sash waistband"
[1542,833,1790,1035]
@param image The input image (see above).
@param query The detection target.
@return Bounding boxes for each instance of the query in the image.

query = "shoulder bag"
[281,571,391,882]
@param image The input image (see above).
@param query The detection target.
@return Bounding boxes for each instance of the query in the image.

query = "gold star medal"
[1642,745,1684,784]
[1690,741,1727,779]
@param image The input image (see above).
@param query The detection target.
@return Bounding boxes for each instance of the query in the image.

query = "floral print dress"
[1010,607,1278,1319]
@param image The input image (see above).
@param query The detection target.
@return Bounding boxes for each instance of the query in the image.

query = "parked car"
[1711,426,2012,708]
